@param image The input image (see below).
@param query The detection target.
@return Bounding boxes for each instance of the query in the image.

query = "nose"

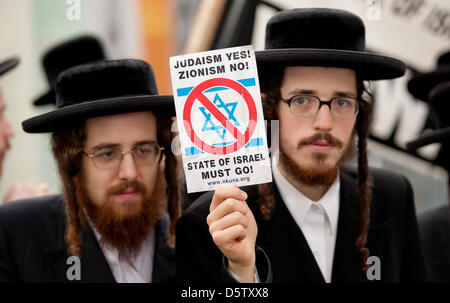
[117,152,138,182]
[312,105,333,132]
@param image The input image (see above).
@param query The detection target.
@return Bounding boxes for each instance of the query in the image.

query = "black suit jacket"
[418,204,450,282]
[176,167,428,282]
[0,194,175,282]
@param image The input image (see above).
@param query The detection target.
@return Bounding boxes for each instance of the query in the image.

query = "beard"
[279,132,355,187]
[75,178,163,260]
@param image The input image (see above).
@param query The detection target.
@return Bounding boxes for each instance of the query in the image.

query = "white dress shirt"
[272,150,340,283]
[91,225,155,283]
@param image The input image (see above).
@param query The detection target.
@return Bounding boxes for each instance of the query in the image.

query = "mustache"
[298,132,343,149]
[106,180,146,196]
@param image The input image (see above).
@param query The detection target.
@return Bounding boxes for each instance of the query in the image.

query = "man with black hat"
[176,8,427,282]
[33,35,106,107]
[407,50,450,176]
[0,59,180,282]
[406,83,450,283]
[408,51,450,102]
[4,36,105,203]
[406,50,450,283]
[0,57,55,203]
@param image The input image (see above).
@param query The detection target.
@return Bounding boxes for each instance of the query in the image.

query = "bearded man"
[176,8,427,282]
[0,59,180,282]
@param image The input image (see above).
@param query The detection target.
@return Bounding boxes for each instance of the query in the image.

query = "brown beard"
[279,132,354,186]
[75,177,163,260]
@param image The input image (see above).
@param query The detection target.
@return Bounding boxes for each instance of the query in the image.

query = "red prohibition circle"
[183,78,257,155]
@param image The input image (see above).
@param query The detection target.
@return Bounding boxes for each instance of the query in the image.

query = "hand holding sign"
[206,186,257,282]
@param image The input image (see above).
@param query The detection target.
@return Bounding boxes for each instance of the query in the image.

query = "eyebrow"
[90,140,157,153]
[286,89,357,98]
[287,89,316,96]
[334,91,357,98]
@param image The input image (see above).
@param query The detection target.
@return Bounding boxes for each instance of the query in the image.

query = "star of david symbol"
[199,93,240,140]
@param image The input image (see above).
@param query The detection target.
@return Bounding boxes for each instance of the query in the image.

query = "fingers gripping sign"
[206,186,257,282]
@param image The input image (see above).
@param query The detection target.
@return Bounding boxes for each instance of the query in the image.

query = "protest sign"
[170,45,272,193]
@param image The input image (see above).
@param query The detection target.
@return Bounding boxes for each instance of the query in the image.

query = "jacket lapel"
[78,230,116,282]
[332,169,390,282]
[253,168,390,282]
[43,199,115,282]
[331,171,367,282]
[151,213,175,283]
[43,203,175,283]
[254,184,325,282]
[43,198,71,282]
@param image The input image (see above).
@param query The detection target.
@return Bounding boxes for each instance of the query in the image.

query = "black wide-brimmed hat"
[33,35,106,106]
[406,83,450,150]
[22,59,175,133]
[407,51,450,102]
[255,8,405,80]
[0,57,19,77]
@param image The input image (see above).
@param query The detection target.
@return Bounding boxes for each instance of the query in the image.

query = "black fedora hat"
[0,57,19,77]
[407,51,450,102]
[22,59,175,133]
[33,35,106,106]
[255,8,405,80]
[406,83,450,150]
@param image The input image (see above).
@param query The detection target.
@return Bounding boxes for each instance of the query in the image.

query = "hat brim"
[23,95,175,133]
[406,126,450,150]
[407,69,450,101]
[0,57,19,77]
[255,49,405,80]
[33,90,55,106]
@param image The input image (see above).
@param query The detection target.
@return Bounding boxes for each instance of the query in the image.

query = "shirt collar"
[271,150,340,234]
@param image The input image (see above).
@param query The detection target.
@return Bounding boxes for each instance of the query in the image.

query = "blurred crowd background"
[0,0,449,215]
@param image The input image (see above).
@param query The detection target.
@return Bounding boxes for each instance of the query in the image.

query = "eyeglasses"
[82,142,164,169]
[281,95,359,119]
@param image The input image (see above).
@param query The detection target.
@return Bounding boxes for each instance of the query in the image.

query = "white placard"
[170,45,272,193]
